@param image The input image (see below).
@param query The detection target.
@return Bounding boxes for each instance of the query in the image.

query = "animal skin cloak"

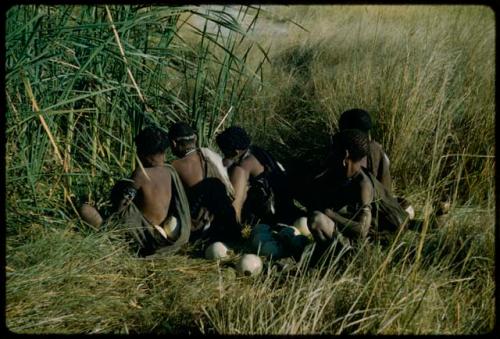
[108,164,191,257]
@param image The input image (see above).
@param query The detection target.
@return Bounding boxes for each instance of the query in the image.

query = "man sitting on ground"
[215,126,304,226]
[79,126,191,257]
[168,122,242,243]
[338,108,392,192]
[308,129,409,255]
[338,108,417,217]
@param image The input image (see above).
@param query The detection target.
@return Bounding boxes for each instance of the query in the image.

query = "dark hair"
[168,122,196,143]
[338,108,372,133]
[134,126,169,156]
[215,126,251,153]
[331,129,369,162]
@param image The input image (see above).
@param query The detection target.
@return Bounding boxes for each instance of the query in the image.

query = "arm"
[323,206,371,239]
[323,178,374,239]
[229,165,249,223]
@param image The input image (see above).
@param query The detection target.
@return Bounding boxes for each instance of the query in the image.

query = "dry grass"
[6,5,495,335]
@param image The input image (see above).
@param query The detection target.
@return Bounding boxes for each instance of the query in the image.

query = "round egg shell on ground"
[205,241,229,260]
[236,254,263,276]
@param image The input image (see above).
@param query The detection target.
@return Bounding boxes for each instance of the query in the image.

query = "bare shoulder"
[171,158,192,177]
[240,154,262,174]
[133,166,171,185]
[131,168,145,186]
[370,140,383,152]
[371,140,389,155]
[358,172,374,205]
[171,158,182,171]
[370,140,390,164]
[370,140,384,153]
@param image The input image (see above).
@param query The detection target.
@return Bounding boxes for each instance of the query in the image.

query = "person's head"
[215,126,251,161]
[338,108,372,134]
[330,129,369,177]
[167,122,197,158]
[135,125,169,162]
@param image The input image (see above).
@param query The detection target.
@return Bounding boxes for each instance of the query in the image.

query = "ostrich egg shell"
[164,216,180,240]
[293,217,311,237]
[205,242,229,260]
[236,254,263,276]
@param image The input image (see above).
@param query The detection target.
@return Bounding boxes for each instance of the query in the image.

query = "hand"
[192,208,214,231]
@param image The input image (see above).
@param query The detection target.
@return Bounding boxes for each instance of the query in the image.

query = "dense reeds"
[6,5,495,334]
[6,5,266,211]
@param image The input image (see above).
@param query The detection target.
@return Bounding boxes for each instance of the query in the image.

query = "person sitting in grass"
[338,108,392,192]
[308,129,409,254]
[78,125,191,257]
[168,122,242,243]
[215,126,304,227]
[338,108,415,217]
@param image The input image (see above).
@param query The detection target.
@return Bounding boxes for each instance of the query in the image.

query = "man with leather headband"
[168,122,242,243]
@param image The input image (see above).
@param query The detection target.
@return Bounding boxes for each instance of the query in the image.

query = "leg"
[306,210,337,267]
[308,211,336,243]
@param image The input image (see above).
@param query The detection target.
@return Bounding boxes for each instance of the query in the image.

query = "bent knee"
[309,211,336,240]
[308,211,331,231]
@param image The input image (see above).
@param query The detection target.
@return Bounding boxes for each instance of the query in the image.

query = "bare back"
[228,153,265,221]
[132,166,172,226]
[172,151,205,188]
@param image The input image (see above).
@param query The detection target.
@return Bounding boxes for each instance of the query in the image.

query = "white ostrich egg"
[293,217,311,237]
[205,242,229,260]
[236,254,263,276]
[164,216,180,240]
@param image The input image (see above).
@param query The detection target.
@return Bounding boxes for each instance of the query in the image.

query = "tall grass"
[6,4,266,216]
[6,5,495,335]
[236,5,494,206]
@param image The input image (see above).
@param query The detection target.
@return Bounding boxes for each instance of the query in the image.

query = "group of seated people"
[79,108,414,260]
